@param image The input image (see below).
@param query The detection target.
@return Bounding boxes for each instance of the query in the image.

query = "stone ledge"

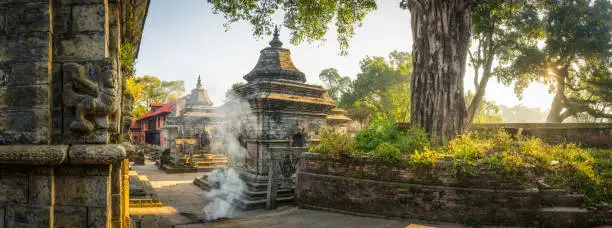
[0,145,67,164]
[67,144,126,164]
[0,144,126,165]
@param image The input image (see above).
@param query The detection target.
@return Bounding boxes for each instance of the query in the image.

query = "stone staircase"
[236,172,296,210]
[539,189,611,227]
[193,170,296,210]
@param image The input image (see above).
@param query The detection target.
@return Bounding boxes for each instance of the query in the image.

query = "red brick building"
[130,101,178,147]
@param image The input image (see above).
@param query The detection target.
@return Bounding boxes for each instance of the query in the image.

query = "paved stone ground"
[129,159,471,228]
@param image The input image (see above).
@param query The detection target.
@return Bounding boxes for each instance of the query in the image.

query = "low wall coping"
[0,144,126,165]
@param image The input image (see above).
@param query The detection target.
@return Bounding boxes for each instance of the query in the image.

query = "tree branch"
[400,0,425,12]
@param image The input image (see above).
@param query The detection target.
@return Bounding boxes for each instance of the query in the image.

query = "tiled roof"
[138,100,176,120]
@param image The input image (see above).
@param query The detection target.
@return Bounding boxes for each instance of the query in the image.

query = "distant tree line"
[125,75,186,118]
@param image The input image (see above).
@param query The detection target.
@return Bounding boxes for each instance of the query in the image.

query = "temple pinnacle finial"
[197,74,202,88]
[269,25,283,48]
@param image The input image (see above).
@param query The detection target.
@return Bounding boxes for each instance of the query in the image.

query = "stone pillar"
[0,0,139,227]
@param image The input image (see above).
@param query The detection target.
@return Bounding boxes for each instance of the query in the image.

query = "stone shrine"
[197,28,336,209]
[160,76,227,172]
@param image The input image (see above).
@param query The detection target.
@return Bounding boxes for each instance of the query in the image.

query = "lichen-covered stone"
[55,33,105,60]
[69,144,126,164]
[88,206,109,228]
[0,109,50,144]
[0,85,49,109]
[0,206,4,228]
[5,205,50,228]
[0,176,27,203]
[54,206,87,227]
[72,4,105,32]
[0,7,6,35]
[0,33,49,62]
[6,61,49,86]
[84,165,110,176]
[5,2,49,34]
[29,175,53,205]
[0,145,66,164]
[55,175,109,206]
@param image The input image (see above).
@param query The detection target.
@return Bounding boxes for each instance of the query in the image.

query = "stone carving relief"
[63,59,120,142]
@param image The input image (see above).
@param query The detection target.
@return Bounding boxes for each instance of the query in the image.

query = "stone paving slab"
[173,208,467,228]
[130,159,522,228]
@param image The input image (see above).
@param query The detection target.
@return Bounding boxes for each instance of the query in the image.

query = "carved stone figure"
[63,59,120,136]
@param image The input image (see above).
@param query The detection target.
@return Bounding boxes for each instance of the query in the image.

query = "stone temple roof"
[187,75,213,107]
[181,76,217,119]
[243,27,306,83]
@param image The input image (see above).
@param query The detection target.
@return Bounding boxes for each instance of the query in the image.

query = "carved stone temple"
[160,76,228,172]
[0,0,149,227]
[195,28,337,209]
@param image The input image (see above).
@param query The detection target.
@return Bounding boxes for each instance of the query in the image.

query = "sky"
[135,0,553,111]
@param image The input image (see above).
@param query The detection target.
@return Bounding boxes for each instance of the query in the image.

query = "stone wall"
[398,123,612,148]
[297,153,541,225]
[0,0,149,227]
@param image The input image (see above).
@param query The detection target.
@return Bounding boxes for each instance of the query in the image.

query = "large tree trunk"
[408,0,473,144]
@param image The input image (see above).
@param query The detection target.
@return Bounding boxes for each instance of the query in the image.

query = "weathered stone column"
[0,0,148,227]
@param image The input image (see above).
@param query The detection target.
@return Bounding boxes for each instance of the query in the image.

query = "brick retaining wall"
[296,153,540,225]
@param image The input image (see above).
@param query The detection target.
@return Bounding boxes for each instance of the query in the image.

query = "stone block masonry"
[0,0,150,227]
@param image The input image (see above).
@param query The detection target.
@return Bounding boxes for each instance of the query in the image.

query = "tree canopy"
[497,0,612,123]
[466,0,542,126]
[206,0,377,55]
[318,68,352,103]
[126,75,186,118]
[335,50,412,123]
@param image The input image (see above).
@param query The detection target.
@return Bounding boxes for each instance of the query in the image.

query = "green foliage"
[314,124,610,204]
[206,0,377,55]
[353,120,399,152]
[340,51,412,123]
[310,127,353,157]
[368,142,402,163]
[318,68,352,103]
[130,75,186,118]
[352,120,430,163]
[409,148,445,167]
[467,0,542,124]
[496,0,612,122]
[120,42,137,78]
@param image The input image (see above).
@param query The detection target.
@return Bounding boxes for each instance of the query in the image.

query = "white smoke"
[201,91,253,220]
[202,168,245,220]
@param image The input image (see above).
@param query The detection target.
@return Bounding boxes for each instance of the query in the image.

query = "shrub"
[395,127,431,155]
[409,147,445,167]
[354,120,399,153]
[369,142,402,163]
[310,127,353,157]
[447,134,491,161]
[354,120,431,155]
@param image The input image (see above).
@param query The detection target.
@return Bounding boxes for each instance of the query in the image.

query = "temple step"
[241,188,295,200]
[236,195,295,210]
[541,189,584,207]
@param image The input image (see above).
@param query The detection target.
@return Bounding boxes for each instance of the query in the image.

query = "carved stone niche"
[62,58,120,144]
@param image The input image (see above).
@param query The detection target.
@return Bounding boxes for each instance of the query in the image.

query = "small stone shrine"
[197,27,336,209]
[159,76,227,172]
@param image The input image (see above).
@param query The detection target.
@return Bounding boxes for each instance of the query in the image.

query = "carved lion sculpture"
[63,59,119,135]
